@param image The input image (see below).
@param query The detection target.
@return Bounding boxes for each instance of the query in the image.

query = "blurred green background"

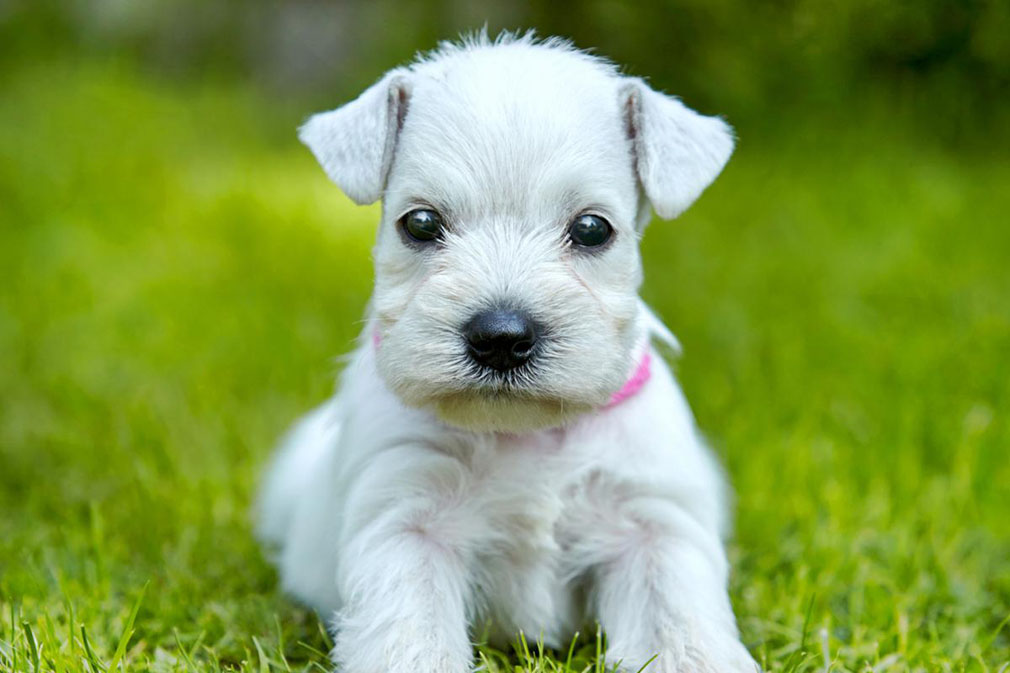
[1,1,1008,671]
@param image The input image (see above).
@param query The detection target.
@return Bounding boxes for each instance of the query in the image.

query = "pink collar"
[371,327,651,409]
[604,350,652,409]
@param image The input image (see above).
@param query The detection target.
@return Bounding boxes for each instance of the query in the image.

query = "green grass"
[1,59,1008,672]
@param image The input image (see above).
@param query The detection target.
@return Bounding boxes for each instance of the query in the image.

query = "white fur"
[258,33,755,673]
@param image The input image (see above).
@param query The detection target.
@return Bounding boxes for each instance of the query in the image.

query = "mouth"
[430,349,607,431]
[464,361,541,393]
[430,387,592,432]
[373,324,620,431]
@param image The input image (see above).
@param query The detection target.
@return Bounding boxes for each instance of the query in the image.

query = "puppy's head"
[300,35,733,432]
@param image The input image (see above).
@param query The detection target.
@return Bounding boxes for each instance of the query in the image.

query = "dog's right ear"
[620,78,734,220]
[298,70,412,205]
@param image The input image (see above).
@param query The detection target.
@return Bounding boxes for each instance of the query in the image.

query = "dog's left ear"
[298,69,412,205]
[620,79,735,220]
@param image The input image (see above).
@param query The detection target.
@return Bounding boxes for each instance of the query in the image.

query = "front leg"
[333,518,473,673]
[330,439,478,673]
[593,497,757,673]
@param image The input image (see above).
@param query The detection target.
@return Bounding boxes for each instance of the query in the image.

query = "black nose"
[464,309,539,371]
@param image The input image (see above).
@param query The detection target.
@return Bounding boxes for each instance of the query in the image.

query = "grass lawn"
[1,60,1008,672]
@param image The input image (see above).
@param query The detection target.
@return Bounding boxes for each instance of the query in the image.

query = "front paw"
[332,621,473,673]
[608,625,758,673]
[333,643,472,673]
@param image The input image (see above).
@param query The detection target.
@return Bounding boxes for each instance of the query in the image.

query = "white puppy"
[258,33,757,673]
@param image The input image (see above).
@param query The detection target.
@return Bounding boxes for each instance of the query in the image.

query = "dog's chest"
[463,430,598,641]
[473,430,583,539]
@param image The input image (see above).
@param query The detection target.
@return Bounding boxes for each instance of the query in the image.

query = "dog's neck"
[603,350,652,409]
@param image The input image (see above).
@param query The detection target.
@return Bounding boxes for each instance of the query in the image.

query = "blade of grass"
[253,635,270,673]
[984,612,1010,655]
[564,631,580,673]
[22,621,41,673]
[65,599,77,663]
[595,625,603,673]
[635,654,658,673]
[273,615,292,672]
[80,624,106,673]
[517,631,532,671]
[107,581,148,672]
[8,602,18,673]
[41,612,64,673]
[173,629,197,672]
[297,640,330,662]
[315,619,333,651]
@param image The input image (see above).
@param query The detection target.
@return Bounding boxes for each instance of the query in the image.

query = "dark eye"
[400,209,443,242]
[568,214,613,248]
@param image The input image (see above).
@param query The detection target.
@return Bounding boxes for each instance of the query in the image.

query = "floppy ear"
[620,79,735,220]
[298,70,412,205]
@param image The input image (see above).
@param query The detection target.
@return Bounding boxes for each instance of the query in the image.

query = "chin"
[430,391,595,433]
